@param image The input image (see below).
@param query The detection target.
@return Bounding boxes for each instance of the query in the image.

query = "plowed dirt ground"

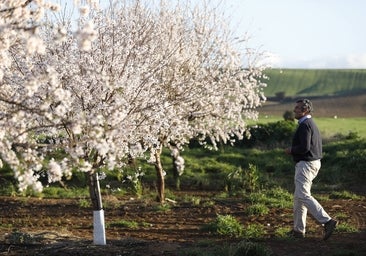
[0,192,365,256]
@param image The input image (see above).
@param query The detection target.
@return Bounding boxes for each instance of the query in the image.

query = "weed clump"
[203,214,243,238]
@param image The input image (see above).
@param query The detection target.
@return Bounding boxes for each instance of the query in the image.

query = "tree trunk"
[154,148,165,203]
[86,171,106,245]
[87,172,103,210]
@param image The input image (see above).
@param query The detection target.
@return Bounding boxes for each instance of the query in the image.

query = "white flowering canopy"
[0,0,266,193]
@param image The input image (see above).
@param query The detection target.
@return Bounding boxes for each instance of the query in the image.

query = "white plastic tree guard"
[93,209,106,245]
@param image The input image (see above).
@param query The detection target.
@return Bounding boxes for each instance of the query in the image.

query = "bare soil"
[0,192,365,256]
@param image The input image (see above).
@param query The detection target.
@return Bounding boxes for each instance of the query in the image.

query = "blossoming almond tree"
[66,0,267,203]
[0,0,62,192]
[0,0,267,245]
[115,1,267,202]
[0,0,110,245]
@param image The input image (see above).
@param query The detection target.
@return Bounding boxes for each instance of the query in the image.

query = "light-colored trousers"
[293,160,331,234]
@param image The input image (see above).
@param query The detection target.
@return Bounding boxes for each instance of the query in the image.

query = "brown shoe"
[287,229,305,238]
[323,219,338,241]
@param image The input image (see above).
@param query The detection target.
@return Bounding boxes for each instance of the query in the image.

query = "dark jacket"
[291,118,322,162]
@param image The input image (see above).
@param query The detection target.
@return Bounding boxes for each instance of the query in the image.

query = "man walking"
[285,99,337,240]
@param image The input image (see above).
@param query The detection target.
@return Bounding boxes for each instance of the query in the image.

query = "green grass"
[203,214,244,238]
[153,203,171,212]
[252,116,366,138]
[274,227,290,239]
[78,198,91,208]
[108,220,139,229]
[242,224,267,239]
[329,190,363,200]
[1,116,364,202]
[316,117,366,138]
[336,223,358,233]
[263,69,366,97]
[42,186,90,198]
[1,135,363,199]
[245,187,293,208]
[245,203,269,216]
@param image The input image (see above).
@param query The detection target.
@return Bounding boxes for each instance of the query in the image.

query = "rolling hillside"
[262,69,366,98]
[259,69,366,117]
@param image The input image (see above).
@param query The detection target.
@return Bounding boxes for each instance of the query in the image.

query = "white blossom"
[48,158,62,183]
[71,124,82,134]
[26,36,46,54]
[76,21,97,51]
[0,0,266,196]
[17,169,41,192]
[98,172,106,180]
[175,156,185,176]
[80,161,92,172]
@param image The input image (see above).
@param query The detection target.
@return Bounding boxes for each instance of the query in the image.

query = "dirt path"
[0,194,365,255]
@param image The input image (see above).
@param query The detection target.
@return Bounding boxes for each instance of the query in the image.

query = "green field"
[254,116,366,138]
[262,69,366,97]
[257,69,366,135]
[316,117,366,138]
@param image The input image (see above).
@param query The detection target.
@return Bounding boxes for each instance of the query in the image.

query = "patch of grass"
[253,117,366,139]
[245,204,269,216]
[246,191,267,202]
[0,223,13,229]
[164,189,177,201]
[333,212,349,221]
[182,194,215,207]
[274,227,290,239]
[317,119,366,139]
[0,179,17,196]
[313,194,330,201]
[321,138,366,186]
[226,164,260,195]
[203,214,244,238]
[140,221,152,228]
[42,186,89,198]
[78,198,91,208]
[153,203,171,212]
[246,187,293,208]
[335,223,358,233]
[215,192,230,199]
[329,190,363,200]
[264,187,293,208]
[202,200,215,207]
[108,220,139,229]
[191,196,202,206]
[242,224,266,239]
